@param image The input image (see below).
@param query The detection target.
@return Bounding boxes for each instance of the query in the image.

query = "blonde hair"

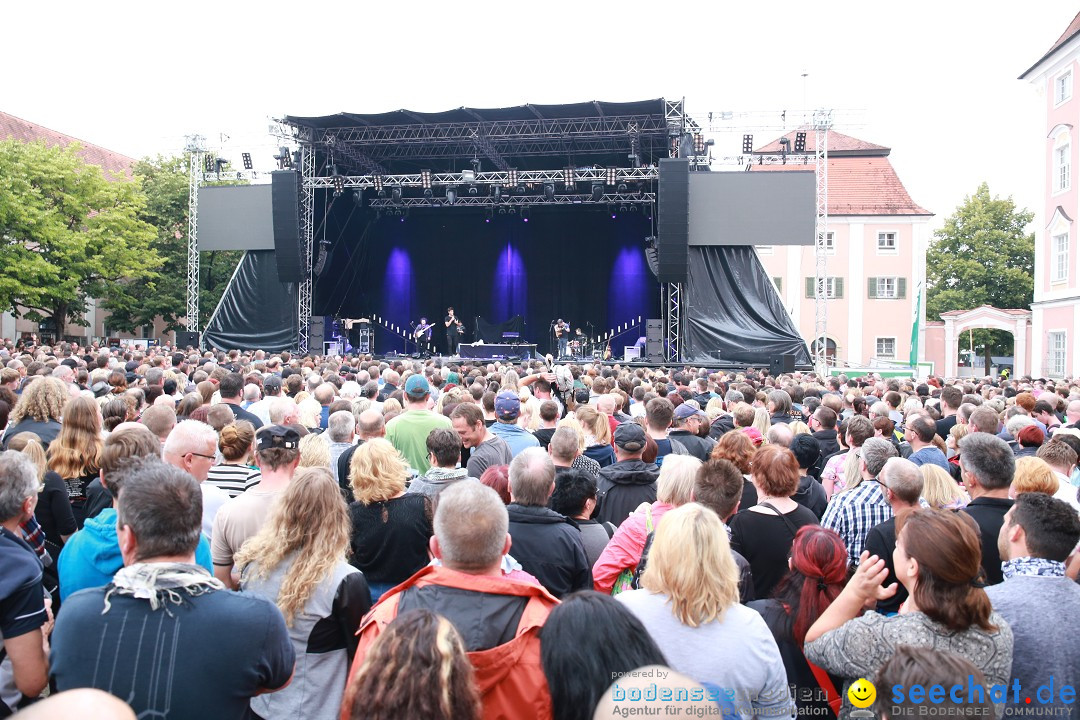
[519,396,541,432]
[556,416,587,452]
[789,421,810,435]
[1012,457,1061,497]
[382,398,403,415]
[9,377,66,425]
[349,437,408,503]
[47,396,103,479]
[7,432,47,481]
[641,503,739,626]
[751,406,771,440]
[920,464,968,509]
[235,467,350,625]
[656,454,701,506]
[574,405,611,445]
[296,398,320,428]
[298,432,331,469]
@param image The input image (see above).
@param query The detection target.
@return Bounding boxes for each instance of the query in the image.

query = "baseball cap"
[263,375,282,391]
[613,422,647,452]
[404,374,431,398]
[256,425,301,452]
[674,403,706,421]
[740,427,764,447]
[495,390,521,420]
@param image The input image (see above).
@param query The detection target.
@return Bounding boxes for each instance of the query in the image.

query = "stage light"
[424,188,433,200]
[606,167,617,186]
[522,207,530,223]
[391,186,402,202]
[492,185,502,201]
[468,186,477,195]
[241,152,252,170]
[591,183,604,202]
[421,169,432,189]
[507,168,518,187]
[794,131,807,153]
[543,182,555,201]
[446,187,457,205]
[352,189,363,205]
[498,206,507,215]
[274,146,292,169]
[742,134,754,153]
[617,182,628,193]
[563,167,574,187]
[693,133,705,154]
[332,174,345,196]
[373,175,384,192]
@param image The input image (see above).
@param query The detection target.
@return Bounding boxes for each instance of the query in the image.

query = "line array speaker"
[271,170,303,283]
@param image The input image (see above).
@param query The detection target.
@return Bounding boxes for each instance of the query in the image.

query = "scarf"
[103,562,225,614]
[1001,556,1066,580]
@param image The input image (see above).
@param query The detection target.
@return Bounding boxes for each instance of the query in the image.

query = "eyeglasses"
[187,451,216,460]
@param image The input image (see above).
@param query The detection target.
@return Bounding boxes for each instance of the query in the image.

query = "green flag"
[909,283,922,369]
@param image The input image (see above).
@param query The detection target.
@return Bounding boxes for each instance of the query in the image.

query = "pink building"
[752,131,932,367]
[1021,12,1080,378]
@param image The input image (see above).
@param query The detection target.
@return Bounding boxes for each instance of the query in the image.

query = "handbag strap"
[805,657,842,717]
[757,501,800,538]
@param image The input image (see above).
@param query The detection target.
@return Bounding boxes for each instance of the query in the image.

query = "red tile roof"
[0,111,135,178]
[1020,10,1080,79]
[754,129,890,156]
[752,154,932,216]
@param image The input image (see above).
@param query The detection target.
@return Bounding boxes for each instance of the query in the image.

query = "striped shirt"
[205,463,262,498]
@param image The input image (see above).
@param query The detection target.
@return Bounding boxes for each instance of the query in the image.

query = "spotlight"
[742,134,754,153]
[391,186,402,202]
[492,185,502,201]
[203,155,214,172]
[332,174,345,195]
[693,133,705,154]
[241,152,252,170]
[424,188,433,200]
[471,157,481,173]
[606,167,617,186]
[563,167,574,187]
[498,206,507,215]
[543,182,555,201]
[373,175,384,192]
[421,169,432,189]
[507,168,518,187]
[794,131,807,153]
[617,183,628,193]
[522,207,530,223]
[274,146,292,169]
[352,189,364,204]
[468,186,478,195]
[591,183,604,202]
[446,187,457,205]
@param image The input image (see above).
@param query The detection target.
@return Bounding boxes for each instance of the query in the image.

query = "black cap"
[613,422,647,452]
[256,425,301,451]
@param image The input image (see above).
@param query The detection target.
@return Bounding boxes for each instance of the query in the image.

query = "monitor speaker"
[272,170,303,283]
[770,354,796,376]
[174,331,199,350]
[308,315,326,352]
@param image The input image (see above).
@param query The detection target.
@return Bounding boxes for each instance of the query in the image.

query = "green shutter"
[868,277,878,298]
[897,277,907,299]
[834,277,844,299]
[805,277,814,298]
[773,277,783,292]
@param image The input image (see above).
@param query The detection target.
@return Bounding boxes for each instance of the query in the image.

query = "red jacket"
[341,565,559,720]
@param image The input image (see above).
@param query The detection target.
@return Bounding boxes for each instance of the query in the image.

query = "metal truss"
[304,166,659,190]
[665,283,682,364]
[198,168,276,184]
[714,154,816,168]
[317,115,668,145]
[297,143,316,355]
[812,109,834,374]
[367,193,655,209]
[185,135,206,334]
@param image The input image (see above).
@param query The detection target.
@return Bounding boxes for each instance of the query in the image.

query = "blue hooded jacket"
[57,508,213,602]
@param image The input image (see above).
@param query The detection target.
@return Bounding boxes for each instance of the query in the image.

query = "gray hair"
[0,452,38,522]
[725,390,744,405]
[508,447,555,506]
[766,423,793,448]
[1005,414,1035,438]
[767,390,792,415]
[115,457,203,561]
[434,479,508,572]
[959,432,1015,490]
[880,457,923,505]
[243,384,261,403]
[327,410,356,443]
[162,419,219,458]
[869,401,891,420]
[144,367,164,387]
[548,427,581,462]
[861,437,898,478]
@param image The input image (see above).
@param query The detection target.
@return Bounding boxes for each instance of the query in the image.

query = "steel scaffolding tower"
[812,109,833,374]
[297,140,316,355]
[185,135,206,334]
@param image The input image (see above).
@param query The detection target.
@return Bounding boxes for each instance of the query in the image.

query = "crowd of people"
[2,339,1080,719]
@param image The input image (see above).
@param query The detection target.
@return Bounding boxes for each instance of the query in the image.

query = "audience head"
[692,458,744,522]
[772,526,848,644]
[875,646,994,720]
[0,451,39,524]
[958,432,1014,494]
[999,491,1080,563]
[100,426,163,500]
[549,470,597,520]
[750,444,800,498]
[349,437,408,504]
[432,479,510,574]
[656,454,700,506]
[479,464,511,505]
[426,427,461,470]
[114,457,202,564]
[509,447,556,506]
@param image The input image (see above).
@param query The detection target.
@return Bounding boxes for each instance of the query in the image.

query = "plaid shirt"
[821,479,893,567]
[20,516,47,559]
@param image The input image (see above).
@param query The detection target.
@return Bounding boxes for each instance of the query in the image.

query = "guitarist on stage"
[444,307,464,356]
[413,316,434,355]
[554,318,570,359]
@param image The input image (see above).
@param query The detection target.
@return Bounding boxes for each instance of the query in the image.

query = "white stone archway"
[941,305,1031,378]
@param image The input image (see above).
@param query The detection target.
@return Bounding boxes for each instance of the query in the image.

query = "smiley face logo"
[848,678,876,709]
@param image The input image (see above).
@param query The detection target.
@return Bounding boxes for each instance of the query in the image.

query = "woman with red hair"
[748,526,848,716]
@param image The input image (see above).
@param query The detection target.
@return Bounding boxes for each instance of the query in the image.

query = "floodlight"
[742,134,754,153]
[606,167,617,186]
[421,169,432,189]
[241,152,252,170]
[794,131,807,153]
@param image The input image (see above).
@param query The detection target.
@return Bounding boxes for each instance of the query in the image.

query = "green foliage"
[0,140,160,332]
[926,182,1035,371]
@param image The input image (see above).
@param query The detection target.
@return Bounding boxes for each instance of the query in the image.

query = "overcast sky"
[4,1,1076,231]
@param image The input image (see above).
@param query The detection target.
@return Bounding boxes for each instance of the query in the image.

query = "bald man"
[1067,400,1080,429]
[335,409,386,502]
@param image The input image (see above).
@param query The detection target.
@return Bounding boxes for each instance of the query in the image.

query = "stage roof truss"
[302,166,658,190]
[366,193,655,209]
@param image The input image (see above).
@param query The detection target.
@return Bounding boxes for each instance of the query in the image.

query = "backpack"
[610,506,653,596]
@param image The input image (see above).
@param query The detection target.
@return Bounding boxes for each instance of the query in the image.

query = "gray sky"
[4,1,1076,230]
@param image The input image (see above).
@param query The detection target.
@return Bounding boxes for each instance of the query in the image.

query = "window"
[805,277,844,299]
[868,276,906,299]
[825,232,835,252]
[875,337,896,359]
[1057,71,1073,105]
[877,231,897,253]
[1053,233,1069,282]
[1057,144,1071,192]
[1049,331,1067,377]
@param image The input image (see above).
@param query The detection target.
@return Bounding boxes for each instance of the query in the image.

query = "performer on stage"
[413,316,434,355]
[573,327,586,359]
[444,307,463,356]
[555,318,570,358]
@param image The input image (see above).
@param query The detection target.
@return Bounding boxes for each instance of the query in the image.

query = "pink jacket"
[591,501,674,593]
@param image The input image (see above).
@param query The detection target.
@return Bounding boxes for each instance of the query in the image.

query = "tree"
[926,182,1035,374]
[0,140,160,336]
[105,155,242,333]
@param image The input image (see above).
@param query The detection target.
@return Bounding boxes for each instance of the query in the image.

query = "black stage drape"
[203,251,298,352]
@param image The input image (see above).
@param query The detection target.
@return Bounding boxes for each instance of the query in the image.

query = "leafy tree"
[0,140,160,336]
[106,155,242,333]
[926,182,1035,374]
